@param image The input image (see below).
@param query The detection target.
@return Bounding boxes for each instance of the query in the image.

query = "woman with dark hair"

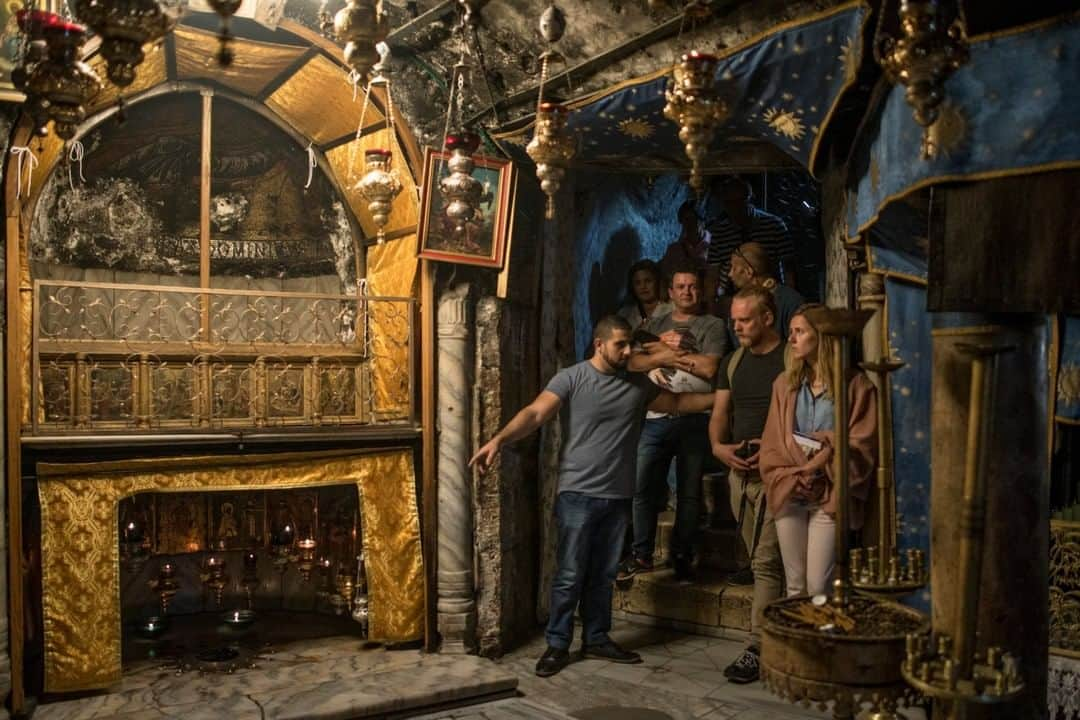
[758,303,877,597]
[617,259,672,329]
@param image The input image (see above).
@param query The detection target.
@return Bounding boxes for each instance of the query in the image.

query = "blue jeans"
[632,414,710,562]
[546,492,631,650]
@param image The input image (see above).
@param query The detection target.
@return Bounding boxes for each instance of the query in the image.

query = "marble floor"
[416,619,931,720]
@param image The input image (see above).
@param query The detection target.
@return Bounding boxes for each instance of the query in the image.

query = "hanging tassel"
[67,140,86,192]
[10,146,39,199]
[348,69,363,102]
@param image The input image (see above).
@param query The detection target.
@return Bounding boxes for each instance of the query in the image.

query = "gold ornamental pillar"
[929,316,1050,719]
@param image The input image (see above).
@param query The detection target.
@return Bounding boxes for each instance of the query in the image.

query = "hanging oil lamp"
[663,50,727,193]
[333,0,387,79]
[208,0,242,66]
[356,149,402,242]
[526,103,575,220]
[72,0,176,87]
[439,131,484,234]
[876,0,969,159]
[526,3,575,220]
[12,9,61,93]
[24,19,102,140]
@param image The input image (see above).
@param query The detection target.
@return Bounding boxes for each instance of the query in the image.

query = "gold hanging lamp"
[875,0,969,159]
[352,46,404,243]
[525,3,575,220]
[72,0,176,87]
[663,49,727,194]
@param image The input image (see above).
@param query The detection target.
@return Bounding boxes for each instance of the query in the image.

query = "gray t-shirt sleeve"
[698,317,729,357]
[544,368,573,401]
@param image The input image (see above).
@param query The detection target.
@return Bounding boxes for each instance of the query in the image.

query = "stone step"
[613,567,753,633]
[653,514,743,572]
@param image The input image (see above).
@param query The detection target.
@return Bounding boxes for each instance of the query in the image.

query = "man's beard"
[603,349,629,369]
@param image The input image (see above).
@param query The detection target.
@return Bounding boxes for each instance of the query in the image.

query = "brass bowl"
[761,594,928,714]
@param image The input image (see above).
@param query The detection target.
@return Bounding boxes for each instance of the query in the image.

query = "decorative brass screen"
[31,280,414,433]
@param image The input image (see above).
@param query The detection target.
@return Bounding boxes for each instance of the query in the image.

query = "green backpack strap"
[726,345,746,388]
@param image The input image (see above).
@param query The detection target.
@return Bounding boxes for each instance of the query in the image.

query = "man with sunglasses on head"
[727,241,805,344]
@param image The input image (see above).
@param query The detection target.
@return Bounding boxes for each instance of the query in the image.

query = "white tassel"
[68,140,86,191]
[304,142,316,189]
[10,146,38,199]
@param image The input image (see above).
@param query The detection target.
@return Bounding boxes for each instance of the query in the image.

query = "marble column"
[930,316,1050,719]
[437,284,476,652]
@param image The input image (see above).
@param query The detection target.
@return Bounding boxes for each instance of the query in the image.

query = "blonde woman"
[758,304,877,597]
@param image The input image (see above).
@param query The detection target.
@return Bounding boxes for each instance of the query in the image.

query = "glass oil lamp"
[355,148,403,243]
[439,131,484,234]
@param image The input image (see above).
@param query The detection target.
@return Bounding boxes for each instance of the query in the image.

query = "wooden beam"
[419,259,438,652]
[464,1,737,127]
[3,117,33,716]
[255,46,319,102]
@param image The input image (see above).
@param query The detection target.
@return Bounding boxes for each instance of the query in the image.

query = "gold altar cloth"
[38,448,423,692]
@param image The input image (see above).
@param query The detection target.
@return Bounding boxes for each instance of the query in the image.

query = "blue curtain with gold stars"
[492,2,869,175]
[1058,317,1080,424]
[846,15,1080,240]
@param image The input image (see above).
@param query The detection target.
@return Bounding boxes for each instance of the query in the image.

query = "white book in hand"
[793,431,823,457]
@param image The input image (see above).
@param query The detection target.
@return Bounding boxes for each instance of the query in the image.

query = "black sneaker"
[535,645,570,677]
[616,556,653,581]
[582,640,642,664]
[726,567,754,586]
[724,646,760,684]
[673,555,696,583]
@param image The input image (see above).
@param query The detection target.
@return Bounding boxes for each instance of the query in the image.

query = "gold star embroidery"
[618,118,656,140]
[763,107,806,141]
[1060,364,1080,405]
[922,101,968,160]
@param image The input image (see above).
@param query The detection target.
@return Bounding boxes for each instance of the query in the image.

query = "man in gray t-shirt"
[471,315,713,679]
[625,265,729,582]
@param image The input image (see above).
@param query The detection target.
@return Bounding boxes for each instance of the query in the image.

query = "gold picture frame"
[417,147,516,269]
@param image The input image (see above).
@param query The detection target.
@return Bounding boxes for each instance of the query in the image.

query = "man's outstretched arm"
[469,390,562,473]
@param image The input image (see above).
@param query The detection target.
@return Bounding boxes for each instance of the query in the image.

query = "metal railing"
[31,280,415,433]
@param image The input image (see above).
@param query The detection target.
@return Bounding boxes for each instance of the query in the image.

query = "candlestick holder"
[201,556,228,607]
[351,554,369,636]
[901,342,1024,717]
[761,308,928,720]
[331,565,354,616]
[148,561,179,615]
[316,556,333,600]
[850,358,929,597]
[295,538,318,583]
[241,550,259,610]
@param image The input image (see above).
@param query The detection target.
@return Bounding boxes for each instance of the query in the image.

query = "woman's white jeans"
[775,502,836,597]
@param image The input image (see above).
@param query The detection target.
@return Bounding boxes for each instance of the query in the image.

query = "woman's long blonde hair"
[784,303,836,395]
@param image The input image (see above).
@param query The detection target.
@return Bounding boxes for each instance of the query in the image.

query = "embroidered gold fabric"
[366,234,418,416]
[38,448,423,692]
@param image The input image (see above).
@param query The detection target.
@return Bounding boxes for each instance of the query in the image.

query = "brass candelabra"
[148,561,178,615]
[901,342,1024,718]
[201,556,228,607]
[851,359,928,595]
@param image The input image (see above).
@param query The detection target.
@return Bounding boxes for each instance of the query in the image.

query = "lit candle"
[233,611,240,622]
[146,620,156,631]
[162,563,174,576]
